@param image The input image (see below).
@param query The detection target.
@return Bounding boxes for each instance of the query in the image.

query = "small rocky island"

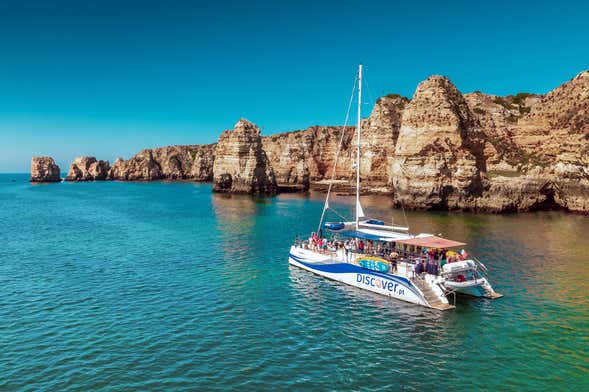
[30,157,61,182]
[32,70,589,213]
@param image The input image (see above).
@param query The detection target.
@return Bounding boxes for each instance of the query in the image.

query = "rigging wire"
[316,74,358,234]
[365,73,411,232]
[357,75,378,149]
[315,67,411,234]
[363,75,376,113]
[327,207,349,222]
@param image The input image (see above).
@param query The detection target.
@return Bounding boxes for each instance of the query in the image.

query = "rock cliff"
[32,69,589,212]
[30,157,61,182]
[108,144,215,181]
[213,119,277,194]
[362,94,409,187]
[65,157,110,181]
[262,126,353,191]
[390,76,485,209]
[261,94,408,193]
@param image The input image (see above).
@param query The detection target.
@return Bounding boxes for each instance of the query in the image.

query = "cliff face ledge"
[213,119,277,194]
[65,157,110,181]
[30,157,61,182]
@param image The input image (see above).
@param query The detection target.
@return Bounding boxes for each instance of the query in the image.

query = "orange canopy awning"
[396,236,466,249]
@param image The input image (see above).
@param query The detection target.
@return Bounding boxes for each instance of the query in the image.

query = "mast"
[355,64,363,229]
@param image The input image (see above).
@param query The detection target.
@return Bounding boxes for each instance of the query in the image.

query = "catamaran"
[288,64,502,310]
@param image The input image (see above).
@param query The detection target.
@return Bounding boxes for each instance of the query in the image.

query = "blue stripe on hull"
[289,252,423,300]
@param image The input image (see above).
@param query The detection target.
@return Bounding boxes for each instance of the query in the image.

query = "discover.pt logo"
[356,274,405,295]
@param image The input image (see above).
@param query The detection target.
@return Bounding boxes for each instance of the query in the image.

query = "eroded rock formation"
[213,119,277,194]
[390,76,486,210]
[107,144,215,181]
[262,126,353,191]
[261,94,408,193]
[33,69,589,211]
[65,157,110,181]
[30,157,61,182]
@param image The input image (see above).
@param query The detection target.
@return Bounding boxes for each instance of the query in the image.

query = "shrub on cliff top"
[376,93,410,105]
[512,92,531,106]
[493,96,514,110]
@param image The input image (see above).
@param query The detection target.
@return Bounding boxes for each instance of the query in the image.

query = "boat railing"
[441,286,457,307]
[471,256,489,273]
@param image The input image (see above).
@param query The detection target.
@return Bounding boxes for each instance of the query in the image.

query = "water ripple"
[0,177,588,390]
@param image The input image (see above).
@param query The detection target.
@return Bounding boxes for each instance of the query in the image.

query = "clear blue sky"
[1,0,588,172]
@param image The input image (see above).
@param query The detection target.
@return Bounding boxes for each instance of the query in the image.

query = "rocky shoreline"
[31,70,589,213]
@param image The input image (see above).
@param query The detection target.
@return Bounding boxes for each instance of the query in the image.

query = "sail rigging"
[316,70,358,234]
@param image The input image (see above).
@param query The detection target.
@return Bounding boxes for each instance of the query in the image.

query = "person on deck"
[344,240,351,261]
[311,232,319,252]
[358,240,365,254]
[389,250,398,273]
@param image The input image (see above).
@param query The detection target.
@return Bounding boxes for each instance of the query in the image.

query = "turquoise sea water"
[1,174,587,391]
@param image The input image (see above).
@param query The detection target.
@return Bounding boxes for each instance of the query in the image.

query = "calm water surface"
[0,174,587,391]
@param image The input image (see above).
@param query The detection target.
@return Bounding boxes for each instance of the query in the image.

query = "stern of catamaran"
[441,259,503,299]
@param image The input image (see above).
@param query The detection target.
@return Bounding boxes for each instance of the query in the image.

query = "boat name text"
[356,274,405,294]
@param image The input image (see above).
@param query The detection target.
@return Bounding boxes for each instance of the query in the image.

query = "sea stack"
[65,157,110,181]
[213,119,277,194]
[30,157,61,182]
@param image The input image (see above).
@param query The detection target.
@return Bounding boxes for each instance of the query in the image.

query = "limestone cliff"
[262,126,353,191]
[108,144,215,181]
[390,76,485,209]
[213,119,277,194]
[30,157,61,182]
[34,69,589,212]
[261,94,407,193]
[362,94,409,187]
[262,70,589,213]
[65,157,110,181]
[464,71,589,212]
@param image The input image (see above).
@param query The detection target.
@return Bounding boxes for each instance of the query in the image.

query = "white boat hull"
[443,278,501,298]
[289,247,430,307]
